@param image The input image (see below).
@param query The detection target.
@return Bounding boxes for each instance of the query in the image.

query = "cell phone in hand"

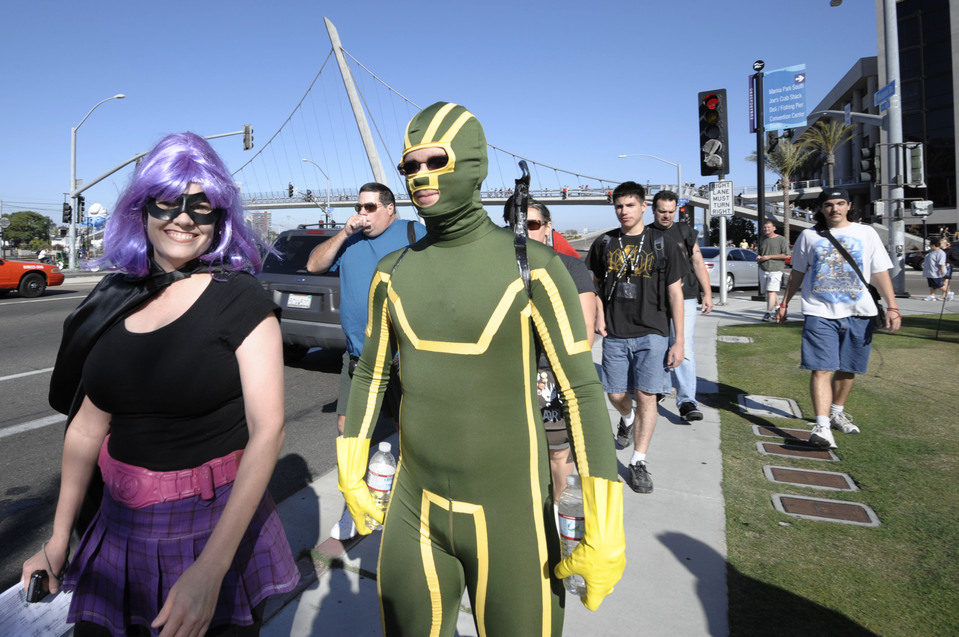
[26,570,48,603]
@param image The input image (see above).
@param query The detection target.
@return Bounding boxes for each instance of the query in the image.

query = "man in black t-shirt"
[647,191,713,423]
[587,182,687,494]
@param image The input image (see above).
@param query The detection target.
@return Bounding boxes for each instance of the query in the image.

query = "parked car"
[905,250,926,270]
[256,226,346,360]
[0,257,65,297]
[701,247,758,292]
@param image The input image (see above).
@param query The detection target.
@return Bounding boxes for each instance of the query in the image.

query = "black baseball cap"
[818,188,851,204]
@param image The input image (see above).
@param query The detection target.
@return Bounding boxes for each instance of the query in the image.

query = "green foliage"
[709,215,756,246]
[800,120,855,187]
[2,211,54,247]
[718,315,959,635]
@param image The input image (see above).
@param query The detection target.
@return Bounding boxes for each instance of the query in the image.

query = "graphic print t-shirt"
[587,228,686,338]
[790,223,892,319]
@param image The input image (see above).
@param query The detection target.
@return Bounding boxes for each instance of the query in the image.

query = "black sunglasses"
[526,219,546,231]
[397,154,449,176]
[354,202,380,213]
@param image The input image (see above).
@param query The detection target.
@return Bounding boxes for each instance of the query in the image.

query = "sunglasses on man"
[354,202,380,213]
[397,154,449,176]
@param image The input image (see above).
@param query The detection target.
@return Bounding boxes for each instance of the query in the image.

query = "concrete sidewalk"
[260,292,953,636]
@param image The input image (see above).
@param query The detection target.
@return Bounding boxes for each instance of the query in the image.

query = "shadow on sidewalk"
[659,532,876,636]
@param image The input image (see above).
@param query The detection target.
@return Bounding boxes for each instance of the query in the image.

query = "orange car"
[0,257,65,297]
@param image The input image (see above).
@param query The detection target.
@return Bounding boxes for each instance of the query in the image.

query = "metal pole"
[883,0,907,296]
[719,215,728,306]
[325,18,388,185]
[754,68,766,292]
[69,126,77,270]
[302,158,333,226]
[68,94,124,270]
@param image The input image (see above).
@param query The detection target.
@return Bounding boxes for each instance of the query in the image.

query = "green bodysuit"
[338,102,624,637]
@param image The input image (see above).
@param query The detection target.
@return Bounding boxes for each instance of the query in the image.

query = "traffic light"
[904,142,925,187]
[678,205,692,226]
[288,183,294,198]
[243,124,254,151]
[77,196,86,218]
[62,202,72,223]
[697,89,729,177]
[859,146,879,184]
[765,130,779,154]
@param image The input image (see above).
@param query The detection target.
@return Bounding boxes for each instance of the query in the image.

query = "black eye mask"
[145,192,223,225]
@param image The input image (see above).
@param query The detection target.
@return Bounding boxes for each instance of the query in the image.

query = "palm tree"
[747,140,813,244]
[800,119,854,187]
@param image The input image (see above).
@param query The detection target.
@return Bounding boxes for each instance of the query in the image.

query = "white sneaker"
[924,295,937,301]
[808,423,837,449]
[948,292,955,301]
[830,411,860,434]
[329,508,358,540]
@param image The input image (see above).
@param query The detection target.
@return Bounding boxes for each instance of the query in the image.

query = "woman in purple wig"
[23,132,298,636]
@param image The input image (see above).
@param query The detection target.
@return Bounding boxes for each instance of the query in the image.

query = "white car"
[701,247,758,292]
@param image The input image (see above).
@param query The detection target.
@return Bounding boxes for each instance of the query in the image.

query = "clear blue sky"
[0,0,877,233]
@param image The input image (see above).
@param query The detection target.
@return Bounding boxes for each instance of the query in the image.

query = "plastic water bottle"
[365,442,396,531]
[557,474,586,596]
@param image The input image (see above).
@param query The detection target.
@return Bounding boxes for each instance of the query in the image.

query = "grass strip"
[717,314,959,636]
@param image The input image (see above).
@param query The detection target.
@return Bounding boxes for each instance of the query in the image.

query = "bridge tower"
[324,18,389,184]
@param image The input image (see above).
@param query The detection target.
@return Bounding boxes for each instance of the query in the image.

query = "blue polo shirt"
[331,219,426,356]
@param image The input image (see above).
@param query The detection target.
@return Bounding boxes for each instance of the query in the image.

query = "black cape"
[48,260,212,533]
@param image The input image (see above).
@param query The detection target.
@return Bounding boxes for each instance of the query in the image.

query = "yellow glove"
[553,475,626,610]
[335,436,382,535]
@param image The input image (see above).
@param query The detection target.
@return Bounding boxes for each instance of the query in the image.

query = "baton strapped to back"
[511,160,533,298]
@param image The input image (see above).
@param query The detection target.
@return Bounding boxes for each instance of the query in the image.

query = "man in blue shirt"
[307,182,425,538]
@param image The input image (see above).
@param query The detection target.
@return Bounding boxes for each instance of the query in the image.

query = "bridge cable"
[231,49,333,176]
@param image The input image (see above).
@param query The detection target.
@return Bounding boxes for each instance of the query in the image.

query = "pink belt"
[98,436,243,509]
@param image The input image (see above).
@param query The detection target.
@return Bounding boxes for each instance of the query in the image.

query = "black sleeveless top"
[83,272,278,471]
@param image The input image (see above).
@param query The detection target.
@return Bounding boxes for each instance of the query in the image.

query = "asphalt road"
[0,279,346,591]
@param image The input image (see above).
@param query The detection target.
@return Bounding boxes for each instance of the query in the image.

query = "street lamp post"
[69,93,125,270]
[616,153,682,201]
[301,158,332,225]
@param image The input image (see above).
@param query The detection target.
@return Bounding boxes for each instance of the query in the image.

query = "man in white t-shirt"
[777,189,901,449]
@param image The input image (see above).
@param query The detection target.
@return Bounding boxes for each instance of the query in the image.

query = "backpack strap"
[406,220,416,246]
[389,247,411,278]
[652,233,667,311]
[514,233,532,299]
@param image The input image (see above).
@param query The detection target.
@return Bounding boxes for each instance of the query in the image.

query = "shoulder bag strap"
[816,227,883,307]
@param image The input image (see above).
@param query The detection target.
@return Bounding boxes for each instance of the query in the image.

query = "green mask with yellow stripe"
[403,102,489,238]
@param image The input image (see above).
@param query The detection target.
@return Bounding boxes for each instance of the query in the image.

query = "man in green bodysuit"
[335,102,625,636]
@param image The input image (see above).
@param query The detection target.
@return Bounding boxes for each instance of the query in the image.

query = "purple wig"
[99,132,265,276]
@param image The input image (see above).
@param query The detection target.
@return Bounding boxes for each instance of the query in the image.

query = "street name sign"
[709,180,734,217]
[764,64,807,131]
[874,80,896,112]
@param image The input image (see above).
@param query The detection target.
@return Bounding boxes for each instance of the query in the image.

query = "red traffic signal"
[697,89,729,177]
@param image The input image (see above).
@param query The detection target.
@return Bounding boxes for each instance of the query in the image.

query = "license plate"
[287,293,312,309]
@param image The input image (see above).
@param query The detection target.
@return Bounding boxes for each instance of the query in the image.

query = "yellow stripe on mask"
[420,103,458,145]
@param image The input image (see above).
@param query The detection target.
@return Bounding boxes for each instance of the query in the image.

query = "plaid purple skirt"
[62,481,299,636]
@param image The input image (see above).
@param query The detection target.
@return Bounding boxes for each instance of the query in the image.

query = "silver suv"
[258,226,345,360]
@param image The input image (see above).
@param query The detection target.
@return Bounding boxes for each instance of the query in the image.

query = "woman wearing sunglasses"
[504,199,600,505]
[24,132,298,636]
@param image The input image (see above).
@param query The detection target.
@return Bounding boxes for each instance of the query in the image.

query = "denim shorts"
[600,334,669,394]
[927,277,945,289]
[800,315,874,375]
